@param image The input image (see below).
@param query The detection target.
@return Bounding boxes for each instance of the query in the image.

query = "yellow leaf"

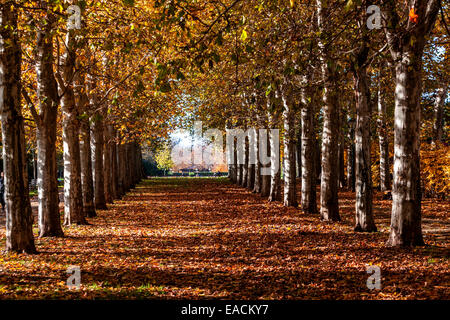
[240,29,248,42]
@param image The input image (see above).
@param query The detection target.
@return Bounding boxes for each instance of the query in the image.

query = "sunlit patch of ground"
[0,178,448,299]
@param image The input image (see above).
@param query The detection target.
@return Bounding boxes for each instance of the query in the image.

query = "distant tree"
[155,145,174,176]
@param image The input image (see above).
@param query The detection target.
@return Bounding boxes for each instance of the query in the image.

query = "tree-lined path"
[0,0,449,302]
[0,178,448,299]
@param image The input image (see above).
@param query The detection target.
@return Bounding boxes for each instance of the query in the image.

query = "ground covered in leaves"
[0,178,449,299]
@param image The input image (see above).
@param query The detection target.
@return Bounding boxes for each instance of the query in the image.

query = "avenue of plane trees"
[0,0,448,254]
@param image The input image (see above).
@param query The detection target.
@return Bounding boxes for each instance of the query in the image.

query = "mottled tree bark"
[236,136,243,186]
[252,124,261,193]
[117,142,126,197]
[268,111,281,202]
[35,5,63,237]
[1,3,37,253]
[103,123,113,203]
[352,41,376,232]
[338,131,346,188]
[300,83,317,213]
[317,0,340,221]
[433,87,447,143]
[296,130,302,178]
[242,136,249,188]
[383,0,439,246]
[281,82,297,207]
[111,130,119,199]
[91,114,107,210]
[226,122,237,183]
[347,116,356,192]
[377,83,391,192]
[60,28,86,226]
[80,117,96,217]
[247,129,255,190]
[260,127,271,198]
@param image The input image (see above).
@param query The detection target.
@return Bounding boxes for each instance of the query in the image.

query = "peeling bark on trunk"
[296,130,302,178]
[117,143,126,197]
[80,117,96,217]
[377,84,391,192]
[91,115,107,210]
[317,0,340,221]
[268,112,281,202]
[247,130,255,190]
[347,117,356,192]
[226,121,237,183]
[236,138,243,186]
[352,50,376,232]
[252,124,261,193]
[35,7,63,237]
[281,83,297,207]
[300,83,317,214]
[433,87,446,143]
[60,29,86,226]
[383,0,439,246]
[338,131,346,188]
[260,126,271,197]
[103,123,113,203]
[1,3,37,253]
[111,130,119,199]
[242,136,249,188]
[387,57,424,246]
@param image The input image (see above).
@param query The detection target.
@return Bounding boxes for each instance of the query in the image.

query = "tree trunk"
[338,132,346,188]
[296,129,302,178]
[111,130,119,199]
[317,0,340,221]
[103,123,113,203]
[260,127,271,197]
[60,29,86,226]
[247,130,255,190]
[347,117,356,192]
[236,138,243,186]
[281,83,297,207]
[252,125,261,193]
[0,3,37,253]
[80,117,96,217]
[387,57,425,246]
[226,122,237,183]
[377,84,391,192]
[268,112,281,202]
[433,87,446,143]
[383,0,440,246]
[353,55,376,232]
[117,142,126,196]
[91,115,107,210]
[242,136,249,187]
[35,8,63,237]
[300,84,317,213]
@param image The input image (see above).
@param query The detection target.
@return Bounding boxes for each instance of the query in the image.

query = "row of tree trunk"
[226,0,441,248]
[0,2,145,253]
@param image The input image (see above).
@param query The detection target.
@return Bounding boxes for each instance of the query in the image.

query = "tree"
[300,76,318,213]
[316,0,340,222]
[59,1,86,226]
[281,79,298,207]
[33,1,64,237]
[155,144,174,175]
[381,0,440,246]
[377,70,391,192]
[351,3,376,232]
[0,1,36,253]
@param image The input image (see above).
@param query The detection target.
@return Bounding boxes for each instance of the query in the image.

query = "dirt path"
[0,178,448,299]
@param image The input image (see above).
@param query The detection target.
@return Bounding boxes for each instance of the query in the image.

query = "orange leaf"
[409,8,418,23]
